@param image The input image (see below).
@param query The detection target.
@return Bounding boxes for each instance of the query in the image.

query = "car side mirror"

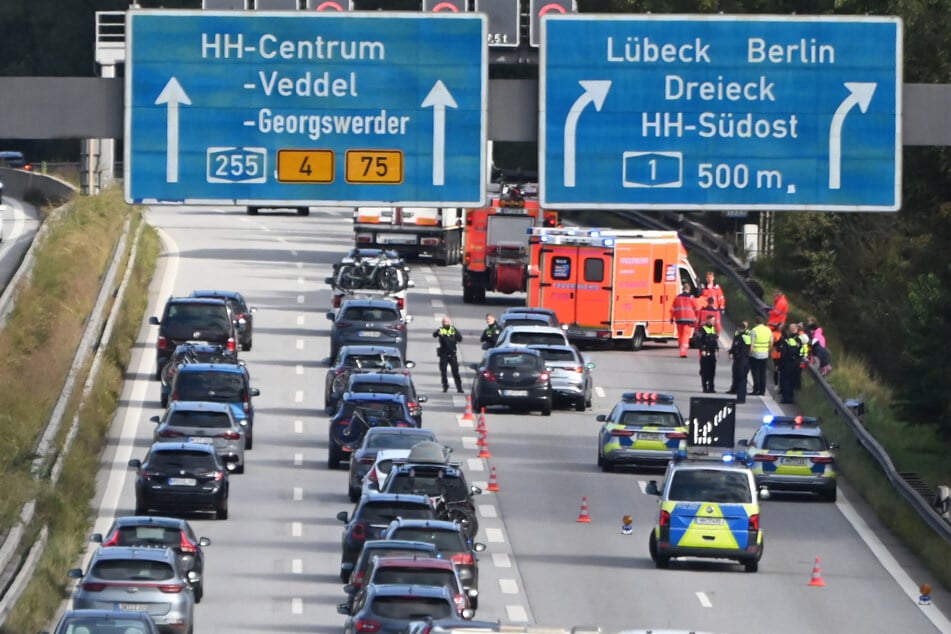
[645,480,660,496]
[468,363,478,371]
[737,439,749,447]
[470,486,482,496]
[405,361,415,369]
[417,395,428,403]
[586,362,596,369]
[199,537,211,547]
[337,603,351,615]
[148,316,160,325]
[249,387,261,397]
[89,533,103,543]
[407,280,416,287]
[461,608,475,620]
[325,277,335,285]
[336,511,349,523]
[326,312,335,321]
[187,570,201,585]
[404,315,414,323]
[758,487,771,501]
[343,583,356,594]
[595,414,607,422]
[472,542,487,552]
[67,568,84,579]
[149,415,161,424]
[128,459,142,469]
[829,442,838,451]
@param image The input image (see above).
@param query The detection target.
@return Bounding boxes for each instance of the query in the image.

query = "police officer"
[480,314,501,350]
[728,320,751,404]
[775,323,804,404]
[433,315,464,393]
[749,315,772,396]
[697,313,719,393]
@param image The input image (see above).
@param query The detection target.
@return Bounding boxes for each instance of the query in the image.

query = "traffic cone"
[576,496,592,523]
[477,409,487,433]
[461,395,475,422]
[478,431,492,459]
[476,426,487,447]
[486,466,500,492]
[808,556,825,587]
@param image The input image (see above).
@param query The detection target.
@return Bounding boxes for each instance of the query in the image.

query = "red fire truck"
[461,184,558,304]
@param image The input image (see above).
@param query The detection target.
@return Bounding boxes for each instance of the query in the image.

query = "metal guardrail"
[614,209,951,546]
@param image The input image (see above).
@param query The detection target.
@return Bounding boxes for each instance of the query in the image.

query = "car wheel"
[600,457,615,473]
[233,462,245,475]
[194,583,203,604]
[216,496,229,520]
[744,558,759,573]
[462,286,473,304]
[631,326,646,351]
[328,444,344,470]
[471,397,481,413]
[541,403,552,416]
[160,393,168,408]
[597,447,604,467]
[825,486,838,502]
[242,339,252,351]
[649,532,669,568]
[135,499,148,516]
[348,487,360,503]
[247,206,259,215]
[244,431,253,451]
[297,207,310,216]
[574,396,586,412]
[469,595,478,610]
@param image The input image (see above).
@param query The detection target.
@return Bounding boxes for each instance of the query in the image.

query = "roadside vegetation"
[0,187,159,634]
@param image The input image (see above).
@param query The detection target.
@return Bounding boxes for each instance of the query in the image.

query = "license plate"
[117,603,151,611]
[358,330,382,337]
[637,432,661,441]
[782,457,809,466]
[188,436,214,444]
[502,389,528,397]
[168,477,197,486]
[694,517,723,526]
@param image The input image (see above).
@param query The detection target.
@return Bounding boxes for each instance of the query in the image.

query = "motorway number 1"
[277,149,335,183]
[345,150,404,185]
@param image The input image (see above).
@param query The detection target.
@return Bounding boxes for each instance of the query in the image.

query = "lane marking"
[696,591,712,608]
[506,605,528,622]
[296,338,304,350]
[294,390,303,403]
[293,487,303,501]
[297,294,304,304]
[291,597,303,614]
[429,287,442,295]
[478,504,497,518]
[485,528,505,543]
[292,559,302,574]
[472,480,487,490]
[294,419,303,434]
[296,364,303,376]
[293,453,303,467]
[637,480,648,495]
[297,315,305,326]
[461,436,477,450]
[297,276,304,285]
[466,458,484,472]
[291,521,302,537]
[499,578,518,594]
[492,553,511,568]
[595,386,606,398]
[457,416,473,429]
[290,249,298,257]
[295,261,301,268]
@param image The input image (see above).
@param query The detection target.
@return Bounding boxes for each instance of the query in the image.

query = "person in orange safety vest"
[670,282,699,358]
[699,271,726,313]
[767,290,788,331]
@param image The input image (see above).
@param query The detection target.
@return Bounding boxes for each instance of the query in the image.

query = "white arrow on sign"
[155,77,192,184]
[564,80,611,188]
[421,80,458,187]
[828,82,876,190]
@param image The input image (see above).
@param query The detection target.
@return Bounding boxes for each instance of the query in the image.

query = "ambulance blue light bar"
[762,415,820,427]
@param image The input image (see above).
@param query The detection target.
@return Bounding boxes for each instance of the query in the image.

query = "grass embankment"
[0,187,160,634]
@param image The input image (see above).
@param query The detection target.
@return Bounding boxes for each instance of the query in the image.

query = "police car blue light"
[602,238,615,247]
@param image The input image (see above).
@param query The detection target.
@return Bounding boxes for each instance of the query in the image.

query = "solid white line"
[837,489,951,632]
[467,458,484,472]
[293,487,303,501]
[291,522,302,537]
[506,605,528,622]
[291,597,303,614]
[595,386,606,398]
[499,579,518,594]
[293,453,303,467]
[696,591,713,608]
[294,390,303,403]
[492,553,511,568]
[292,559,302,574]
[485,528,505,543]
[478,504,497,518]
[296,364,303,376]
[296,338,304,350]
[294,420,303,434]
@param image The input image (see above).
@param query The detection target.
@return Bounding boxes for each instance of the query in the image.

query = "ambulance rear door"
[612,242,676,338]
[533,243,613,330]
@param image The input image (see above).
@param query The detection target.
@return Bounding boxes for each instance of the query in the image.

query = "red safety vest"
[670,293,698,324]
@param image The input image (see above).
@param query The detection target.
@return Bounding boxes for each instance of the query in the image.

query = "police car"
[737,415,838,502]
[596,392,688,472]
[646,450,766,572]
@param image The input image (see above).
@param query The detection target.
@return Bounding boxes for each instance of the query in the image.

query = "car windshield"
[370,596,453,620]
[112,526,181,547]
[91,559,175,581]
[501,318,549,329]
[508,332,565,346]
[163,304,231,336]
[386,473,469,502]
[374,569,455,588]
[535,349,578,363]
[667,470,753,504]
[389,528,467,552]
[346,355,402,369]
[147,451,216,472]
[366,432,433,450]
[167,410,232,428]
[763,434,826,451]
[489,353,540,372]
[358,503,434,523]
[61,618,151,634]
[619,411,682,427]
[341,307,399,322]
[175,372,245,401]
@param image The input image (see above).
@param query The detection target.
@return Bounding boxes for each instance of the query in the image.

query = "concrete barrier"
[0,167,74,206]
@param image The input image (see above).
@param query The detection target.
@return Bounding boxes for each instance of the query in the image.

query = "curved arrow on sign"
[155,77,191,184]
[829,82,876,190]
[563,80,610,188]
[314,1,345,10]
[538,3,568,15]
[432,2,460,10]
[421,80,458,187]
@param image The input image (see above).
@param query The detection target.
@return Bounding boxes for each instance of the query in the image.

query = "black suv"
[327,298,409,361]
[128,442,230,520]
[343,371,427,424]
[190,290,255,351]
[149,297,237,379]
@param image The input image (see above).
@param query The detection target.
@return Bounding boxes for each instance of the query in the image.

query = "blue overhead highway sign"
[125,10,487,207]
[539,15,902,211]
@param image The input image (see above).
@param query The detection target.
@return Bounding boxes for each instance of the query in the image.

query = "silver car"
[529,344,595,412]
[150,400,246,474]
[68,546,196,634]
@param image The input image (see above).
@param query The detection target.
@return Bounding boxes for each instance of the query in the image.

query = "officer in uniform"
[749,315,773,396]
[433,315,464,393]
[480,314,502,350]
[775,323,804,404]
[728,320,751,403]
[697,313,719,393]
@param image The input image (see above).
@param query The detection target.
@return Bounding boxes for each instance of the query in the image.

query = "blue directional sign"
[539,15,902,211]
[125,10,487,207]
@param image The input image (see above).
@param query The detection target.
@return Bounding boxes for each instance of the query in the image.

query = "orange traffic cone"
[478,431,492,459]
[477,409,487,433]
[808,557,825,587]
[577,496,592,523]
[486,466,500,492]
[461,395,474,422]
[476,426,487,447]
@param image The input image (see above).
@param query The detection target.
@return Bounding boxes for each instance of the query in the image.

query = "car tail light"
[170,391,179,402]
[201,470,225,481]
[367,470,378,485]
[333,296,342,308]
[142,470,163,479]
[482,370,497,382]
[82,582,107,592]
[218,431,241,440]
[355,235,372,244]
[334,368,348,375]
[397,297,405,311]
[354,619,382,633]
[571,366,584,373]
[748,514,760,532]
[393,322,407,331]
[610,429,634,437]
[408,401,420,412]
[338,419,351,426]
[180,533,197,553]
[753,454,777,462]
[243,392,251,413]
[453,593,466,611]
[102,533,121,547]
[227,338,236,352]
[666,431,688,440]
[395,421,409,427]
[157,336,169,351]
[812,456,834,464]
[360,456,376,465]
[537,372,550,383]
[158,584,184,593]
[352,523,366,540]
[158,430,185,439]
[450,553,474,566]
[659,510,670,528]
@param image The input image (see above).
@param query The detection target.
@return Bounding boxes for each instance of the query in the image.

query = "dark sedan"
[468,346,552,416]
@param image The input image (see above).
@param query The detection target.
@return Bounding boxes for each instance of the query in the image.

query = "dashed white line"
[431,299,446,308]
[295,261,302,268]
[292,559,302,574]
[466,458,484,472]
[492,553,511,568]
[291,522,302,537]
[506,605,528,622]
[292,487,303,501]
[296,338,304,350]
[294,420,303,434]
[294,390,304,403]
[296,315,305,326]
[297,295,305,304]
[696,592,713,608]
[637,480,648,495]
[429,287,442,295]
[291,597,303,614]
[290,250,298,257]
[595,386,606,398]
[296,364,303,376]
[499,579,518,594]
[485,528,505,543]
[478,504,497,518]
[293,453,303,467]
[297,276,304,285]
[462,436,477,450]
